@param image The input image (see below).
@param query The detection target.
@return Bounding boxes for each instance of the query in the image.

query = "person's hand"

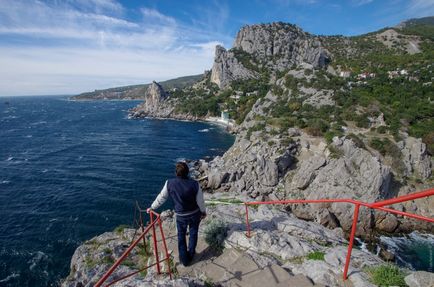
[146,208,152,214]
[200,212,207,220]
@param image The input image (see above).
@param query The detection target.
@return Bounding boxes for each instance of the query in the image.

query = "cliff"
[211,23,330,88]
[64,18,434,287]
[71,74,203,101]
[130,20,433,235]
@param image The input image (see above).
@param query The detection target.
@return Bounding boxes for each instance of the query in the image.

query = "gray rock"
[405,271,434,287]
[210,45,258,88]
[210,22,330,88]
[399,137,432,179]
[292,155,326,189]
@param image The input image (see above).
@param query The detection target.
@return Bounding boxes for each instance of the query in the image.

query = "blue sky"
[0,0,433,96]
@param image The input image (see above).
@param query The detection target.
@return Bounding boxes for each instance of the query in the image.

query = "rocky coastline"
[63,20,433,286]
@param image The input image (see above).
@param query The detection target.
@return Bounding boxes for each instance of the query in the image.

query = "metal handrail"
[243,187,434,280]
[94,209,172,287]
[95,187,433,285]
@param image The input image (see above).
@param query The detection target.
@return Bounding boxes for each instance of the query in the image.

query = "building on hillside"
[221,110,230,122]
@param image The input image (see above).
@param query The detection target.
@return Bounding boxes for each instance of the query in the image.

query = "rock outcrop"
[210,45,258,88]
[398,137,432,179]
[211,22,330,88]
[195,126,433,236]
[63,203,399,287]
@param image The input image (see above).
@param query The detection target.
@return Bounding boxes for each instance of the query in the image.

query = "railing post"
[343,203,360,280]
[138,205,147,252]
[245,203,251,238]
[158,217,172,279]
[150,212,161,274]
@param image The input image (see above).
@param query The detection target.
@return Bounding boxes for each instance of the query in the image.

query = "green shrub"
[324,131,335,144]
[346,133,365,149]
[306,251,325,261]
[328,145,344,159]
[203,220,228,251]
[365,264,407,287]
[377,126,388,134]
[114,224,129,234]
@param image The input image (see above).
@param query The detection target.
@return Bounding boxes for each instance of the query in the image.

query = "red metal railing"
[94,209,172,287]
[244,188,434,281]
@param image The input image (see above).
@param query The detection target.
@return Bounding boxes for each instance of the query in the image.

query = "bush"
[306,251,325,261]
[365,264,407,287]
[203,220,228,251]
[346,133,365,149]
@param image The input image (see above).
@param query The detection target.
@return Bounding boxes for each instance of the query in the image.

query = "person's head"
[175,162,189,178]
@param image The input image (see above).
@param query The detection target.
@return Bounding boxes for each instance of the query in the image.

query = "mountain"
[130,17,433,235]
[71,74,203,100]
[63,17,434,287]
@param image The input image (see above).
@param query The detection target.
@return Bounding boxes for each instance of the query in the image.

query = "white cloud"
[352,0,374,6]
[141,8,176,25]
[406,0,434,18]
[0,0,225,95]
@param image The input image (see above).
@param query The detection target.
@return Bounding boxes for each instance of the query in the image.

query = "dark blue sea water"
[0,96,234,286]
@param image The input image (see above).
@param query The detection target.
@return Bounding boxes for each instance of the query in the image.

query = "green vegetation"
[114,224,130,234]
[74,74,203,100]
[203,220,228,251]
[306,251,325,261]
[364,264,407,287]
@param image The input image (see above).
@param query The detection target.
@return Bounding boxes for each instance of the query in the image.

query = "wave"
[28,251,48,271]
[30,121,47,126]
[0,273,20,283]
[198,128,210,132]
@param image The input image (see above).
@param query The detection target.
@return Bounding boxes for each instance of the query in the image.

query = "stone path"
[150,219,325,287]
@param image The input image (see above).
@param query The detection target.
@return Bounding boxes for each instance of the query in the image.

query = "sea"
[0,96,234,286]
[0,96,432,286]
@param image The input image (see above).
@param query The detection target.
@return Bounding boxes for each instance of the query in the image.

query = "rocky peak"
[211,22,330,88]
[210,45,258,88]
[144,81,167,111]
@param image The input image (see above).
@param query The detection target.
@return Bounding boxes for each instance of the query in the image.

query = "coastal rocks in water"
[134,81,167,114]
[62,229,139,287]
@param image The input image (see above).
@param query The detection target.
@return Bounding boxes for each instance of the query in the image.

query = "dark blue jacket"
[167,177,200,215]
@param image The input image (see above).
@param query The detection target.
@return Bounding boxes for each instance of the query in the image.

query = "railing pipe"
[343,203,360,280]
[94,222,155,287]
[245,203,251,238]
[158,217,172,279]
[371,188,434,207]
[150,212,161,274]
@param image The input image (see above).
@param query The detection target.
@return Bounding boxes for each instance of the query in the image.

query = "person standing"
[147,162,206,266]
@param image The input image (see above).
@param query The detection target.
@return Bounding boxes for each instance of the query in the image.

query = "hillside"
[71,74,203,100]
[63,17,434,287]
[131,17,433,235]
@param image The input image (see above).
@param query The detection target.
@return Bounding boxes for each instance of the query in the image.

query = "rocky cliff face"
[128,81,201,121]
[211,22,330,88]
[210,45,258,88]
[194,75,432,236]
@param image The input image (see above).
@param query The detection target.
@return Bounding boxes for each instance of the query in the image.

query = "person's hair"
[175,162,189,178]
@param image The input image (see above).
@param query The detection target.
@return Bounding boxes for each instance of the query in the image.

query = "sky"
[0,0,433,96]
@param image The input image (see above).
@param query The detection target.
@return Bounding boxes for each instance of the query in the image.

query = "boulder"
[405,271,434,287]
[399,137,432,179]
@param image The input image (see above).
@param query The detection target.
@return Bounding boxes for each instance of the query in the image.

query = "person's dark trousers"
[176,211,201,266]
